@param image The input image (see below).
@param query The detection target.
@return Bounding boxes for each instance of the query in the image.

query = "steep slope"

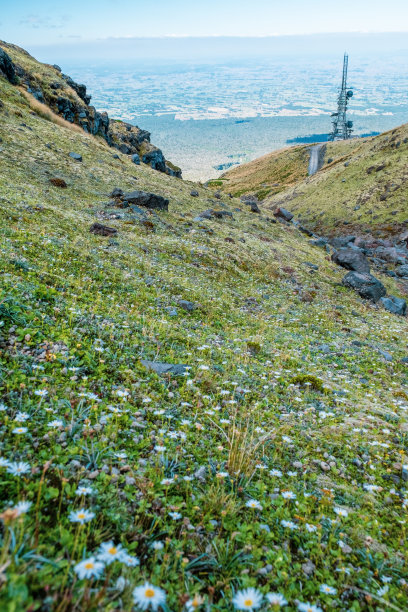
[215,138,364,200]
[0,53,408,611]
[219,126,408,236]
[0,40,182,177]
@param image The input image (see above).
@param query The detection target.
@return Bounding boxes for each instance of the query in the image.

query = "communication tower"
[329,53,354,141]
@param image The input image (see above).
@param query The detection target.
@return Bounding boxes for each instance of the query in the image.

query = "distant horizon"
[15,31,408,64]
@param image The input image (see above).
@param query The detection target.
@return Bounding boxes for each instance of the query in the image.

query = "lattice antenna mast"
[329,53,354,141]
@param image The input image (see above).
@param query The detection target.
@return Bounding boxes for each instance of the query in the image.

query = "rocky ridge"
[0,41,181,178]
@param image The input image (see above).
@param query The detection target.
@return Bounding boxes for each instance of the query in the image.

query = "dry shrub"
[18,88,84,134]
[49,178,67,188]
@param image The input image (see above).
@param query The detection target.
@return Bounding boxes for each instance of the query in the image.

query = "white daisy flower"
[265,592,288,607]
[12,427,28,435]
[232,587,263,610]
[305,523,317,533]
[281,491,296,500]
[185,594,204,610]
[297,604,323,612]
[246,499,262,510]
[14,412,29,422]
[319,584,337,595]
[14,500,32,514]
[334,507,348,518]
[132,582,166,610]
[169,511,182,520]
[151,541,164,550]
[76,486,93,496]
[68,508,95,524]
[97,541,125,564]
[74,556,104,579]
[7,461,30,476]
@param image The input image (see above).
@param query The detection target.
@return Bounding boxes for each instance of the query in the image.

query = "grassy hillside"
[219,126,408,235]
[208,145,311,200]
[0,52,408,611]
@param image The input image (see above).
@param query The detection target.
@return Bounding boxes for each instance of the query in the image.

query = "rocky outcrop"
[0,41,181,178]
[0,48,16,83]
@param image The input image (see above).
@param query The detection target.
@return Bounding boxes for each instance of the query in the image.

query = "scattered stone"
[249,201,260,213]
[110,188,124,198]
[309,238,327,247]
[395,264,408,278]
[122,190,169,211]
[89,223,118,237]
[329,235,355,249]
[273,207,293,222]
[190,190,199,197]
[332,248,370,273]
[302,560,316,577]
[378,349,393,362]
[342,272,386,302]
[68,152,82,162]
[131,153,140,165]
[380,295,407,316]
[141,360,189,376]
[304,262,319,270]
[49,178,67,188]
[178,299,196,312]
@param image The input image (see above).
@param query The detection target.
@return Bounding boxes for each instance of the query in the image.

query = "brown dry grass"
[18,88,84,135]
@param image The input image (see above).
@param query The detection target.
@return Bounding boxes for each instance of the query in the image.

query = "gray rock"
[332,248,370,273]
[309,238,327,247]
[375,246,405,264]
[342,271,386,302]
[131,153,140,165]
[89,223,117,237]
[69,152,82,162]
[378,349,393,362]
[141,360,189,376]
[304,262,319,270]
[178,299,196,312]
[0,48,16,83]
[122,190,169,211]
[330,235,356,249]
[110,187,123,198]
[396,265,408,278]
[380,295,407,316]
[190,190,199,197]
[273,207,293,222]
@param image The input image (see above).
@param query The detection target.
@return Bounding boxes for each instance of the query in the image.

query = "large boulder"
[122,190,169,211]
[342,272,386,302]
[332,248,370,273]
[380,296,407,316]
[0,48,16,84]
[274,207,293,222]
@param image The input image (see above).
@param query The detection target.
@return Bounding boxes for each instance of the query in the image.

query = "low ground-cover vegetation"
[0,66,408,612]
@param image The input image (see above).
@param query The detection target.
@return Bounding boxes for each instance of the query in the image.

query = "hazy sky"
[3,0,408,47]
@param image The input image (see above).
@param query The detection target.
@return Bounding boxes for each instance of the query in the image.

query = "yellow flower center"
[77,513,85,519]
[244,600,253,607]
[84,562,94,569]
[108,547,117,555]
[145,588,155,598]
[192,598,199,607]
